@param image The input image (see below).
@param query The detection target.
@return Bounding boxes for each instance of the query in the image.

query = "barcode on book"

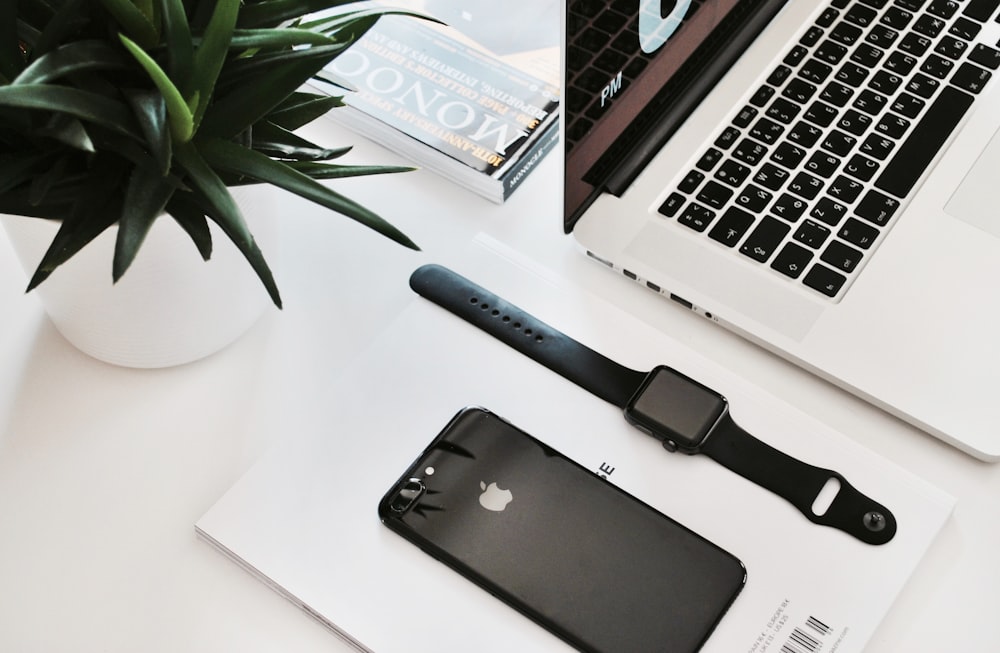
[780,615,832,653]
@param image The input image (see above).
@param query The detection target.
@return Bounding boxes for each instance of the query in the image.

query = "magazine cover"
[309,1,560,203]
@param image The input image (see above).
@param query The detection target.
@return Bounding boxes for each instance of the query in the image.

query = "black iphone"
[378,407,746,653]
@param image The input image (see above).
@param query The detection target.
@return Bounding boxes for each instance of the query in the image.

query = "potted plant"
[0,0,420,366]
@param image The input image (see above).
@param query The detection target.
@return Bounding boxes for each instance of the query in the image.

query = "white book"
[197,236,952,653]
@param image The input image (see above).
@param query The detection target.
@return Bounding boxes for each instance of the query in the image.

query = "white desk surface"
[1,119,997,652]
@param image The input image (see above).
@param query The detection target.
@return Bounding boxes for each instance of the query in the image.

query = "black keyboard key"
[788,171,825,200]
[870,70,904,95]
[816,39,850,64]
[733,139,769,165]
[678,203,716,232]
[838,108,873,136]
[784,44,809,67]
[851,43,886,67]
[885,51,918,75]
[697,180,735,209]
[822,240,864,272]
[800,26,826,47]
[891,92,925,119]
[709,207,755,247]
[753,163,791,191]
[732,106,758,128]
[696,148,725,171]
[962,0,1000,22]
[820,81,855,106]
[881,6,914,28]
[817,7,841,27]
[804,264,848,296]
[772,193,808,222]
[868,24,900,47]
[831,21,864,45]
[749,118,786,144]
[783,78,818,103]
[969,44,1000,70]
[860,134,896,160]
[875,86,973,198]
[835,62,870,86]
[875,113,910,139]
[800,58,835,83]
[921,54,955,79]
[952,62,993,94]
[905,72,940,98]
[804,100,840,127]
[716,159,753,187]
[750,85,776,107]
[736,184,774,213]
[949,16,982,40]
[812,197,849,225]
[806,151,841,177]
[935,36,969,60]
[771,142,807,168]
[772,242,815,278]
[659,192,686,217]
[839,217,880,248]
[678,170,705,194]
[788,121,823,147]
[928,0,960,18]
[845,3,878,26]
[768,65,794,86]
[845,154,880,181]
[716,126,742,149]
[899,32,932,56]
[828,175,865,203]
[793,219,833,248]
[766,97,802,124]
[740,216,790,262]
[823,130,857,156]
[913,14,946,37]
[855,189,900,225]
[853,89,889,115]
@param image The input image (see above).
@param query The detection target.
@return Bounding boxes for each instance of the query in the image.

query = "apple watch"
[409,264,896,545]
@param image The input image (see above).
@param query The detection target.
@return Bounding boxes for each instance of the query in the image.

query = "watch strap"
[410,263,647,406]
[702,413,897,545]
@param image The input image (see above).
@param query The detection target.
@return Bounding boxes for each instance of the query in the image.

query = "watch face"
[625,366,728,450]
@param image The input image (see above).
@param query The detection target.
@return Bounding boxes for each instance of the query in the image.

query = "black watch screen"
[625,366,728,452]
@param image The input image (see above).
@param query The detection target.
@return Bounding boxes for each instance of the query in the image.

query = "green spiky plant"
[0,0,422,309]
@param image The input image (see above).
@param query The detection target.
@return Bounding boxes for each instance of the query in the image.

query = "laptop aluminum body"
[567,0,1000,459]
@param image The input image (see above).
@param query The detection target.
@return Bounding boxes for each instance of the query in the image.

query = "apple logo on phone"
[479,481,513,512]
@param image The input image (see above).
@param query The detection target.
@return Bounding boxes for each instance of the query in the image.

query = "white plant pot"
[1,185,278,368]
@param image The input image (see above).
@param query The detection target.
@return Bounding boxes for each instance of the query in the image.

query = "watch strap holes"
[467,293,545,343]
[810,476,842,517]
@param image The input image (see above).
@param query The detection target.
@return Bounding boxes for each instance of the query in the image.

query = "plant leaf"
[229,27,335,50]
[200,44,344,140]
[173,140,282,307]
[250,121,351,161]
[95,0,160,49]
[13,40,128,86]
[189,0,240,130]
[200,137,418,251]
[113,164,177,281]
[158,0,194,91]
[165,195,213,261]
[267,92,343,131]
[36,115,95,152]
[124,89,172,174]
[288,161,415,179]
[0,85,141,139]
[118,33,195,143]
[31,0,91,58]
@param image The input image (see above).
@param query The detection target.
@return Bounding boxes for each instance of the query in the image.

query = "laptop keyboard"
[658,0,1000,300]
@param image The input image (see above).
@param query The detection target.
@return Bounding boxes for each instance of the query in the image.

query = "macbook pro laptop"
[565,0,1000,459]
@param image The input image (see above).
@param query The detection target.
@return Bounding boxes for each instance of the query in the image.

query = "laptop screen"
[564,0,783,231]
